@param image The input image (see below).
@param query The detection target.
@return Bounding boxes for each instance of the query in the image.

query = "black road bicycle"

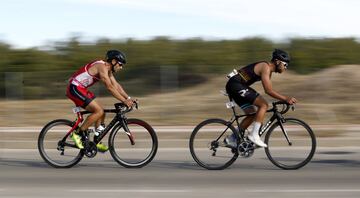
[189,96,316,170]
[38,102,158,168]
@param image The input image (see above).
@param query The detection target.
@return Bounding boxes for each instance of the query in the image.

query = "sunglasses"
[118,61,124,67]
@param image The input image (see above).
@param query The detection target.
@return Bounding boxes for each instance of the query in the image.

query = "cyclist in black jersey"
[225,49,297,148]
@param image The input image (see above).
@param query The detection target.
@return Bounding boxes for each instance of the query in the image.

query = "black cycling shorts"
[225,78,259,109]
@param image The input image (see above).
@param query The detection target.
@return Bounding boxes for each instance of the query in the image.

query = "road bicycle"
[189,95,316,170]
[38,102,158,168]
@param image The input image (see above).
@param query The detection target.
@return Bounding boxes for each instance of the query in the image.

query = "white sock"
[251,122,261,137]
[95,125,105,136]
[96,125,105,132]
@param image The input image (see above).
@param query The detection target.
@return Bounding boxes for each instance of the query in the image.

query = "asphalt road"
[0,147,359,198]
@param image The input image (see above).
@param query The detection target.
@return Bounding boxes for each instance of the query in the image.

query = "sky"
[0,0,360,48]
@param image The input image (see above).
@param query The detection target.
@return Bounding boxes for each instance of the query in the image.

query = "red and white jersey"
[69,60,104,88]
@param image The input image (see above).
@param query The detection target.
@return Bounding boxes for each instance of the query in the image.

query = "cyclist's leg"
[227,80,268,147]
[80,99,104,131]
[66,84,104,149]
[252,95,268,123]
[89,101,108,152]
[248,95,268,147]
[95,115,105,128]
[95,103,106,129]
[240,106,256,130]
[81,99,108,152]
[225,81,257,145]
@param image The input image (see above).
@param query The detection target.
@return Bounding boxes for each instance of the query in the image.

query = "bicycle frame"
[60,104,135,148]
[216,101,292,145]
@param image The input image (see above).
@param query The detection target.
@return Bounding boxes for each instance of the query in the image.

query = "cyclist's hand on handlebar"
[286,97,297,105]
[124,98,134,108]
[131,98,138,103]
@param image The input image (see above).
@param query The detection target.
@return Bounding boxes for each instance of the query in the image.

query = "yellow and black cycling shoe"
[96,142,109,153]
[70,131,84,149]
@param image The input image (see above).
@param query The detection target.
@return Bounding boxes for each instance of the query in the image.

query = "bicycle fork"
[121,119,135,145]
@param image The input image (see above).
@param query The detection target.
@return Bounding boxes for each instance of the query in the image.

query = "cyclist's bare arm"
[109,74,130,99]
[259,63,293,103]
[98,64,128,103]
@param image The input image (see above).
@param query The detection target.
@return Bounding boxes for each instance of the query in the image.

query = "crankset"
[84,141,97,158]
[238,140,255,158]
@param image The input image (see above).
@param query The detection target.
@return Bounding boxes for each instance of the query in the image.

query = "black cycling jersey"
[232,61,267,86]
[225,61,267,109]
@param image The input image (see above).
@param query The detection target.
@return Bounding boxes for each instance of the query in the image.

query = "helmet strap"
[109,59,116,73]
[111,64,116,73]
[274,60,281,73]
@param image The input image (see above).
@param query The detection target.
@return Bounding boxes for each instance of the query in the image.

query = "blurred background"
[1,0,360,128]
[1,2,360,197]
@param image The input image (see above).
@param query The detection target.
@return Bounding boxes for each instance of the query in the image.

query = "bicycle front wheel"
[38,119,84,168]
[189,118,239,170]
[109,118,158,168]
[264,118,316,170]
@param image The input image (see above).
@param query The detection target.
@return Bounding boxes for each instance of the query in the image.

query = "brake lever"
[291,104,295,111]
[134,100,139,109]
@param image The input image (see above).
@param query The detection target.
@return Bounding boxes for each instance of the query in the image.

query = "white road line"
[70,189,192,193]
[246,189,360,193]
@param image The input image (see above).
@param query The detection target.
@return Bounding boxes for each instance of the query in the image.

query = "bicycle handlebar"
[114,101,138,114]
[271,101,295,114]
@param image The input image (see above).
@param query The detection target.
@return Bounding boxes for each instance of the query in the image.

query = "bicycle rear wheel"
[189,118,239,170]
[38,119,84,168]
[264,118,316,170]
[109,118,158,168]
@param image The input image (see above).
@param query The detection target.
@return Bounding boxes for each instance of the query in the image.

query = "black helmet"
[106,50,126,64]
[272,49,290,63]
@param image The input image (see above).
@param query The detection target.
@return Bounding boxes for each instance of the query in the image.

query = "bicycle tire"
[264,118,316,170]
[109,118,158,168]
[189,118,239,170]
[38,119,84,168]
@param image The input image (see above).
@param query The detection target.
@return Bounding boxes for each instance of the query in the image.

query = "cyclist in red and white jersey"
[66,50,135,152]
